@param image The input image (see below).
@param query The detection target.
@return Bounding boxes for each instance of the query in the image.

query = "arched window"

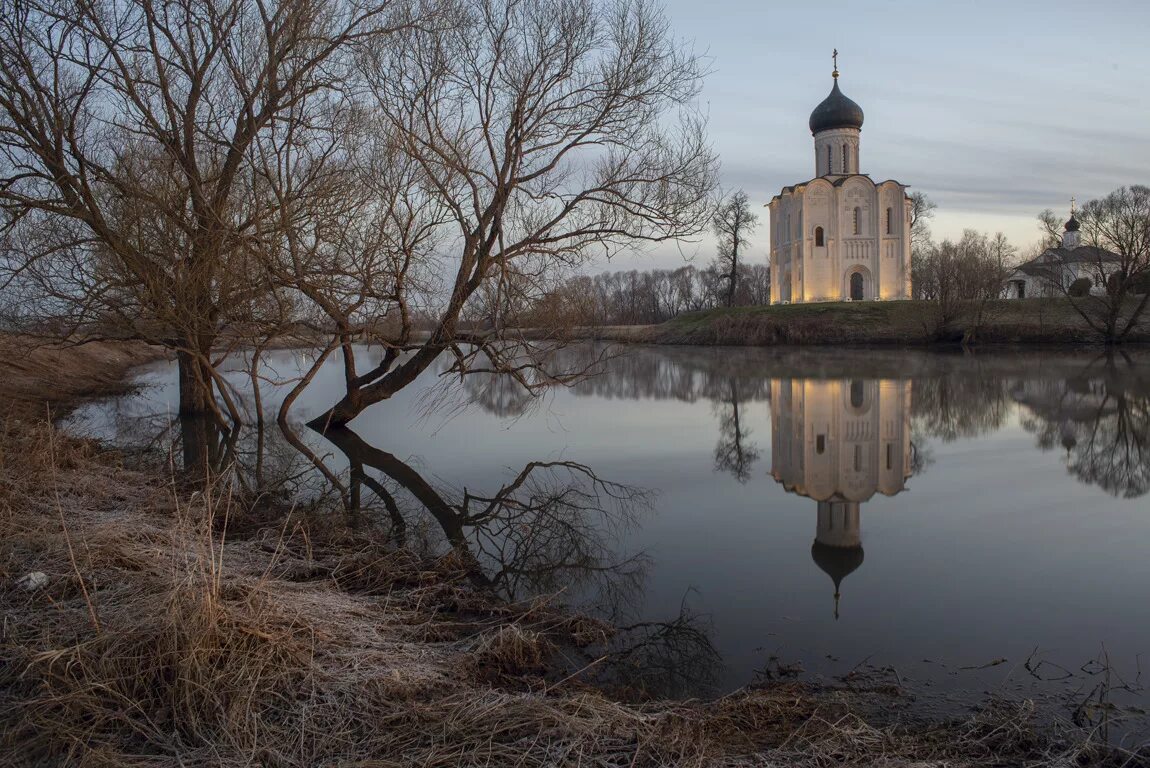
[852,207,861,235]
[850,380,865,408]
[885,207,892,234]
[826,145,832,175]
[786,214,791,241]
[842,144,848,174]
[816,434,826,454]
[814,226,824,247]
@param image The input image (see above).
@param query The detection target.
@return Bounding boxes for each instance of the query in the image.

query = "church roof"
[769,174,909,204]
[1013,246,1120,277]
[809,78,865,134]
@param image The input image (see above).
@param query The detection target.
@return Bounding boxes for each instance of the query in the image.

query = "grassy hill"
[590,298,1150,347]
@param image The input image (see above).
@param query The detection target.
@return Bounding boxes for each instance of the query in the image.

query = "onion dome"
[811,540,864,620]
[809,77,865,135]
[1065,197,1081,231]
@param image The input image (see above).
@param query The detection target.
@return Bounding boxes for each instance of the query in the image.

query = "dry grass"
[1,338,1144,766]
[0,336,164,422]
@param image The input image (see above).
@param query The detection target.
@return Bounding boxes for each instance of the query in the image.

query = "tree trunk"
[176,341,216,418]
[179,413,222,479]
[727,243,738,308]
[1106,297,1121,345]
[309,390,366,430]
[308,344,444,430]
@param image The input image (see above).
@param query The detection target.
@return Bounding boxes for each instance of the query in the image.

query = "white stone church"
[768,60,913,304]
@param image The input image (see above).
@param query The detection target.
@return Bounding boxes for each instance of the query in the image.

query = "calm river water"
[67,345,1150,742]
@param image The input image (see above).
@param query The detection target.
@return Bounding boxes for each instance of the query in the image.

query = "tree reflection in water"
[450,345,1150,500]
[1014,355,1150,499]
[317,426,647,603]
[712,379,761,482]
[910,366,1013,443]
[311,425,722,698]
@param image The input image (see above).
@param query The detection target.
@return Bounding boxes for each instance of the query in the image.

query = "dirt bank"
[0,336,1138,766]
[0,336,166,420]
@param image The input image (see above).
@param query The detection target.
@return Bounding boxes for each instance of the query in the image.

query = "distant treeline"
[525,263,770,327]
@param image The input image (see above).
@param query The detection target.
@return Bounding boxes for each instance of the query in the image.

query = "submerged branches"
[316,424,650,604]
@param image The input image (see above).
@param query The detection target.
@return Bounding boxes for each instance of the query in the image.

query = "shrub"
[1131,271,1150,295]
[1068,277,1092,297]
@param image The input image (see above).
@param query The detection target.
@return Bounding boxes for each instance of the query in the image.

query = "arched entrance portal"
[849,271,864,301]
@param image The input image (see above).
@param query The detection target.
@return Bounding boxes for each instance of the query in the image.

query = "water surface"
[67,345,1150,743]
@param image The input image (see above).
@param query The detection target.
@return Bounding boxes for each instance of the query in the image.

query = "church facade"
[768,61,913,304]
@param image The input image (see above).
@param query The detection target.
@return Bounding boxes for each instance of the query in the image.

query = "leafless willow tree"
[711,189,758,307]
[0,0,411,421]
[251,105,451,423]
[301,0,718,428]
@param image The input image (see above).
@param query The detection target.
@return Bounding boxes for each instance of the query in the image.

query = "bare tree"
[909,191,936,250]
[919,229,1014,339]
[0,0,408,420]
[711,189,758,307]
[1055,186,1150,343]
[909,191,938,299]
[1036,208,1064,249]
[988,232,1017,269]
[304,0,718,428]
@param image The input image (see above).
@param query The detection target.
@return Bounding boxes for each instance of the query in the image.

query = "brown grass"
[0,335,165,421]
[579,298,1150,348]
[0,338,1143,766]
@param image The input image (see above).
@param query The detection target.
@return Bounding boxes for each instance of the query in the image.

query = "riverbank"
[0,337,1138,766]
[579,298,1150,346]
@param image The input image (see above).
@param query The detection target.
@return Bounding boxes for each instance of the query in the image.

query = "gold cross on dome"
[833,49,839,76]
[1071,195,1076,214]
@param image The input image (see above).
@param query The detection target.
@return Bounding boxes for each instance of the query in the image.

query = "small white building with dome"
[1003,204,1121,299]
[768,55,913,304]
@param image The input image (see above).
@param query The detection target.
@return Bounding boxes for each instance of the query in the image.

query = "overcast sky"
[602,0,1150,272]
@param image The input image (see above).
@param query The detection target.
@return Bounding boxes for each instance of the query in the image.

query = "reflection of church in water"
[770,379,913,617]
